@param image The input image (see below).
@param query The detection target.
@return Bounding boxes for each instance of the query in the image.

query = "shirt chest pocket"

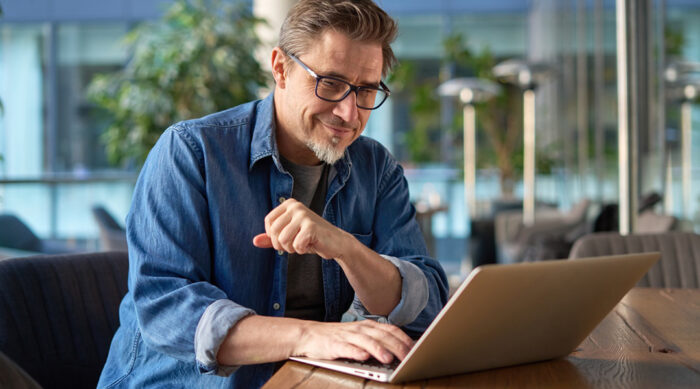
[351,231,374,248]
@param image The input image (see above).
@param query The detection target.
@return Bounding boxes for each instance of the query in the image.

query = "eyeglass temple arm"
[289,51,390,96]
[380,81,391,95]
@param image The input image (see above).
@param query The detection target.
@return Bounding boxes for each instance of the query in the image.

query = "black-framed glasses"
[287,53,391,110]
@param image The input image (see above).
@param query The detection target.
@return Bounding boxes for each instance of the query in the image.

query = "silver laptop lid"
[390,253,659,382]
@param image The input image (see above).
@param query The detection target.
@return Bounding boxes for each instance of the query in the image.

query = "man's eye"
[320,79,340,88]
[358,88,376,97]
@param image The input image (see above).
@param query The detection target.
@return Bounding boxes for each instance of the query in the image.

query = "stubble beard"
[303,116,350,164]
[305,135,344,165]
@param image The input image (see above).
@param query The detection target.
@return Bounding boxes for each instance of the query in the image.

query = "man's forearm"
[253,198,403,317]
[216,315,304,366]
[216,313,415,366]
[334,233,402,316]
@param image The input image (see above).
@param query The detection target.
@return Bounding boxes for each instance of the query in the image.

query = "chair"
[0,214,79,254]
[495,199,591,263]
[569,232,700,288]
[91,205,128,252]
[0,214,43,252]
[592,191,664,232]
[0,351,42,389]
[0,251,129,389]
[636,210,676,233]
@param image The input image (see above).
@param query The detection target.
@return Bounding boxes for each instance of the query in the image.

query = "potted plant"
[391,33,537,198]
[88,0,268,167]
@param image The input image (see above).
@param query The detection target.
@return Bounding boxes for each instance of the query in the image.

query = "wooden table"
[264,288,700,388]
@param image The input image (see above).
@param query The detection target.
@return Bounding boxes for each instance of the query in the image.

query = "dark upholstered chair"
[0,214,80,254]
[0,350,42,389]
[0,251,128,389]
[495,199,591,262]
[91,205,128,252]
[0,214,43,252]
[569,232,700,288]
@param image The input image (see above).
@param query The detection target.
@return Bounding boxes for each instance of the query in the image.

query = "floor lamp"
[665,61,700,215]
[492,59,553,226]
[438,78,499,274]
[438,78,500,222]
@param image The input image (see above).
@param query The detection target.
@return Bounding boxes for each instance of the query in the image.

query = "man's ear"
[271,47,288,88]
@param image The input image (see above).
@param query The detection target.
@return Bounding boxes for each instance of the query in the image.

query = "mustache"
[318,115,358,131]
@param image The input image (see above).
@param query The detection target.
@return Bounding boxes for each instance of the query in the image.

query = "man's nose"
[332,91,359,123]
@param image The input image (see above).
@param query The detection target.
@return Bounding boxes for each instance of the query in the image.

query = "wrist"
[291,320,315,357]
[333,229,362,264]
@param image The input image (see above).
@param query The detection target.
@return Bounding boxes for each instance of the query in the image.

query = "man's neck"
[273,96,321,166]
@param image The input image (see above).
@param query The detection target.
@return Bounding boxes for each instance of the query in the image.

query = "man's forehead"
[308,32,383,84]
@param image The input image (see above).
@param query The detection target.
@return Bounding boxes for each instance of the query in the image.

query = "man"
[98,1,448,387]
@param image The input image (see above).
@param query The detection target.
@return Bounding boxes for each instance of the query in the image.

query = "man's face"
[274,30,383,165]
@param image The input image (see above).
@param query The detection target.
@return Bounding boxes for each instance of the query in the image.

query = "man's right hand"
[216,315,414,367]
[293,319,414,364]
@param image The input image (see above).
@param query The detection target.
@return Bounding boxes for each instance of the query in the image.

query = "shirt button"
[278,196,286,204]
[273,302,281,310]
[277,250,284,256]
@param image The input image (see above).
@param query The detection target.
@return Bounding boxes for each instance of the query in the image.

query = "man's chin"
[305,138,346,164]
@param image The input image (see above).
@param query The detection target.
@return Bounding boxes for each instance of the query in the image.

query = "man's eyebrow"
[325,71,381,88]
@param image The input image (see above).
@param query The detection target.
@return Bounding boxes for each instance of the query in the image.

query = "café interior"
[0,0,699,387]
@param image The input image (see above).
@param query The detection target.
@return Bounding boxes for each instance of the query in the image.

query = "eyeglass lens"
[316,78,387,109]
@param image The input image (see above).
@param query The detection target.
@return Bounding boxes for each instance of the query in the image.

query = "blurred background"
[1,0,700,278]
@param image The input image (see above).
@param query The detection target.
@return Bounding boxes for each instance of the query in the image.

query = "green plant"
[390,34,529,196]
[388,62,442,163]
[88,0,268,166]
[665,25,685,58]
[447,35,526,195]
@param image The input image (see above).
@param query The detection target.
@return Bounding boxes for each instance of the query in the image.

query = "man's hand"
[217,315,415,366]
[294,320,415,364]
[253,198,352,260]
[253,198,402,316]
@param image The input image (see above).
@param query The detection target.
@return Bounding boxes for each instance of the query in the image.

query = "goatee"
[305,136,344,164]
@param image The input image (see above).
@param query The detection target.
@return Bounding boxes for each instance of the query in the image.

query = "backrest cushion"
[0,214,42,252]
[91,207,125,232]
[0,252,128,389]
[636,211,676,233]
[569,232,700,288]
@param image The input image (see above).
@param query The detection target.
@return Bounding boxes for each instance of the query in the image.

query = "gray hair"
[278,0,398,77]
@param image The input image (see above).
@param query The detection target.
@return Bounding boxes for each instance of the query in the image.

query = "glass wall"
[0,21,134,242]
[55,23,128,173]
[1,0,700,267]
[0,24,45,177]
[380,0,700,268]
[664,4,700,227]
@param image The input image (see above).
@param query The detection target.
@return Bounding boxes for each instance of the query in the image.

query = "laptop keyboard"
[336,357,400,371]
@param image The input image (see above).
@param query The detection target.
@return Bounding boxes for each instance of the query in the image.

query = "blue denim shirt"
[98,94,449,389]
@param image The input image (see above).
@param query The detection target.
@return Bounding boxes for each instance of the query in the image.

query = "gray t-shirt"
[280,156,329,321]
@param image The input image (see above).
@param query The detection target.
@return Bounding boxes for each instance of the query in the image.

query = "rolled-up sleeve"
[350,255,428,326]
[367,150,449,337]
[127,126,255,375]
[194,300,255,376]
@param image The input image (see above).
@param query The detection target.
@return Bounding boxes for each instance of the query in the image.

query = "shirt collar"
[249,93,277,171]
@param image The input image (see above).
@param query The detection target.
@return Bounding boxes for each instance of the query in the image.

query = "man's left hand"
[253,198,352,260]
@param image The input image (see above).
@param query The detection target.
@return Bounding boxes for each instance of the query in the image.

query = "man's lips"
[320,121,354,138]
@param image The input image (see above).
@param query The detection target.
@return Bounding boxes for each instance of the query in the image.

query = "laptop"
[290,252,660,383]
